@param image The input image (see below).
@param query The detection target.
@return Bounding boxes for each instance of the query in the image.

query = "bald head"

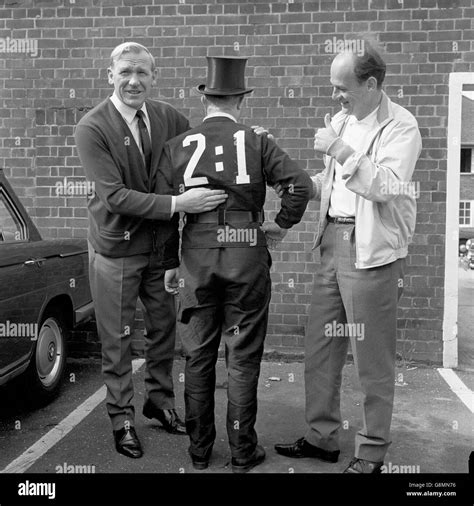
[329,48,384,120]
[332,46,386,85]
[331,51,358,85]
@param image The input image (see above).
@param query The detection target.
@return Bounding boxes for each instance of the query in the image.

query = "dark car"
[0,168,93,405]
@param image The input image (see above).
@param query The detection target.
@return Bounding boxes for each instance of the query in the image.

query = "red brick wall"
[2,0,472,363]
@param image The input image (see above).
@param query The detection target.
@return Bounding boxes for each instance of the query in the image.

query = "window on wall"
[460,201,473,226]
[460,148,472,173]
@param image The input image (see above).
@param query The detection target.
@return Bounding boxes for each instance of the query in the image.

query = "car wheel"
[25,311,68,405]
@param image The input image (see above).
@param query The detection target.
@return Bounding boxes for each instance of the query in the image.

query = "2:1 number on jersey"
[182,130,250,187]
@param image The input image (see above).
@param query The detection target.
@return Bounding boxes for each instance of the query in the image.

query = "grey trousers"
[304,222,405,462]
[88,244,177,431]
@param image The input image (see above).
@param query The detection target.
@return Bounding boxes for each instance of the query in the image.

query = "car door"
[0,184,46,381]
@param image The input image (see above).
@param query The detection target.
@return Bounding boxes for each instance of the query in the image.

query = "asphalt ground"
[0,356,472,505]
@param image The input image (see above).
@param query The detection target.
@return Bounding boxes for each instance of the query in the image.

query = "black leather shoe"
[189,448,212,470]
[343,457,383,474]
[113,427,143,459]
[232,444,266,473]
[274,437,339,463]
[143,403,187,435]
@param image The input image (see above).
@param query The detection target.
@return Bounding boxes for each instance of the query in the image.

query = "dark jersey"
[158,115,313,248]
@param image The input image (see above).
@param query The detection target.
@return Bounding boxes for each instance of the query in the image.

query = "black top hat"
[197,56,253,96]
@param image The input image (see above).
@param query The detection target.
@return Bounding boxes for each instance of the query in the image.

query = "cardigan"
[75,97,189,264]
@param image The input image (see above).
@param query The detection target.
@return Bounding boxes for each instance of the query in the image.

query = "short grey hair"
[204,94,245,108]
[110,42,155,71]
[353,42,386,89]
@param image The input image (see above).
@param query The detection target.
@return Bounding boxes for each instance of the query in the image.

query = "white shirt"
[203,111,237,122]
[109,93,176,215]
[109,92,151,157]
[329,106,380,217]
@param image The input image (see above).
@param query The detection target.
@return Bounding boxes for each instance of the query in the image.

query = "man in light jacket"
[274,44,422,473]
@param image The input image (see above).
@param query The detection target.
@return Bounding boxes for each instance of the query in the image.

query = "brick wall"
[460,174,474,200]
[2,0,473,364]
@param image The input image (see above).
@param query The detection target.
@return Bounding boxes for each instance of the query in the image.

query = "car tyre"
[24,311,68,405]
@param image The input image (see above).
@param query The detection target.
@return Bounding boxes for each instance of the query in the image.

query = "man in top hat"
[157,56,313,472]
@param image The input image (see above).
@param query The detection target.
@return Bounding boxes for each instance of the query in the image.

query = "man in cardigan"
[75,42,228,458]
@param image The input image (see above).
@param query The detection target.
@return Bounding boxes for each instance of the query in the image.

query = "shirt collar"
[110,92,149,125]
[203,112,237,122]
[347,105,380,126]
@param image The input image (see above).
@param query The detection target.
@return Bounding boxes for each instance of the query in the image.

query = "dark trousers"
[304,223,405,462]
[177,247,271,460]
[88,243,177,431]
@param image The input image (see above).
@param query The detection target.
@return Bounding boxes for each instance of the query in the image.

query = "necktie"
[135,109,152,173]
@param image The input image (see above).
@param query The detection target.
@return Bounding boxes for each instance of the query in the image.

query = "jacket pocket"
[376,201,402,250]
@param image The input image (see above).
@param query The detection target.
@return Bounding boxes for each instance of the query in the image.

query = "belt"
[327,215,355,224]
[185,210,264,225]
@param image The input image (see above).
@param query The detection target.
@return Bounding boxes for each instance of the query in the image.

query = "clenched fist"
[164,268,179,295]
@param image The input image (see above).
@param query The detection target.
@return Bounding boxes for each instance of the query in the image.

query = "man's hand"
[164,268,179,295]
[175,188,228,213]
[261,222,288,250]
[314,113,338,154]
[314,113,355,166]
[272,183,284,198]
[252,125,274,140]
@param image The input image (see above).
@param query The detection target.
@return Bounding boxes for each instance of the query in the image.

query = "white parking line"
[1,358,145,474]
[437,368,474,414]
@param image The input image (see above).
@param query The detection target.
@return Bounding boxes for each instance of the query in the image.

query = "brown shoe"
[343,457,383,474]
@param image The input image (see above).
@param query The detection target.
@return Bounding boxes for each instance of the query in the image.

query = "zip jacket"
[311,91,422,268]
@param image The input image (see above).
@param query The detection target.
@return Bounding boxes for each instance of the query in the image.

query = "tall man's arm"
[75,123,228,219]
[75,123,174,221]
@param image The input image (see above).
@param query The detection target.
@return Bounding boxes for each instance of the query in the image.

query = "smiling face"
[330,52,378,120]
[107,49,156,109]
